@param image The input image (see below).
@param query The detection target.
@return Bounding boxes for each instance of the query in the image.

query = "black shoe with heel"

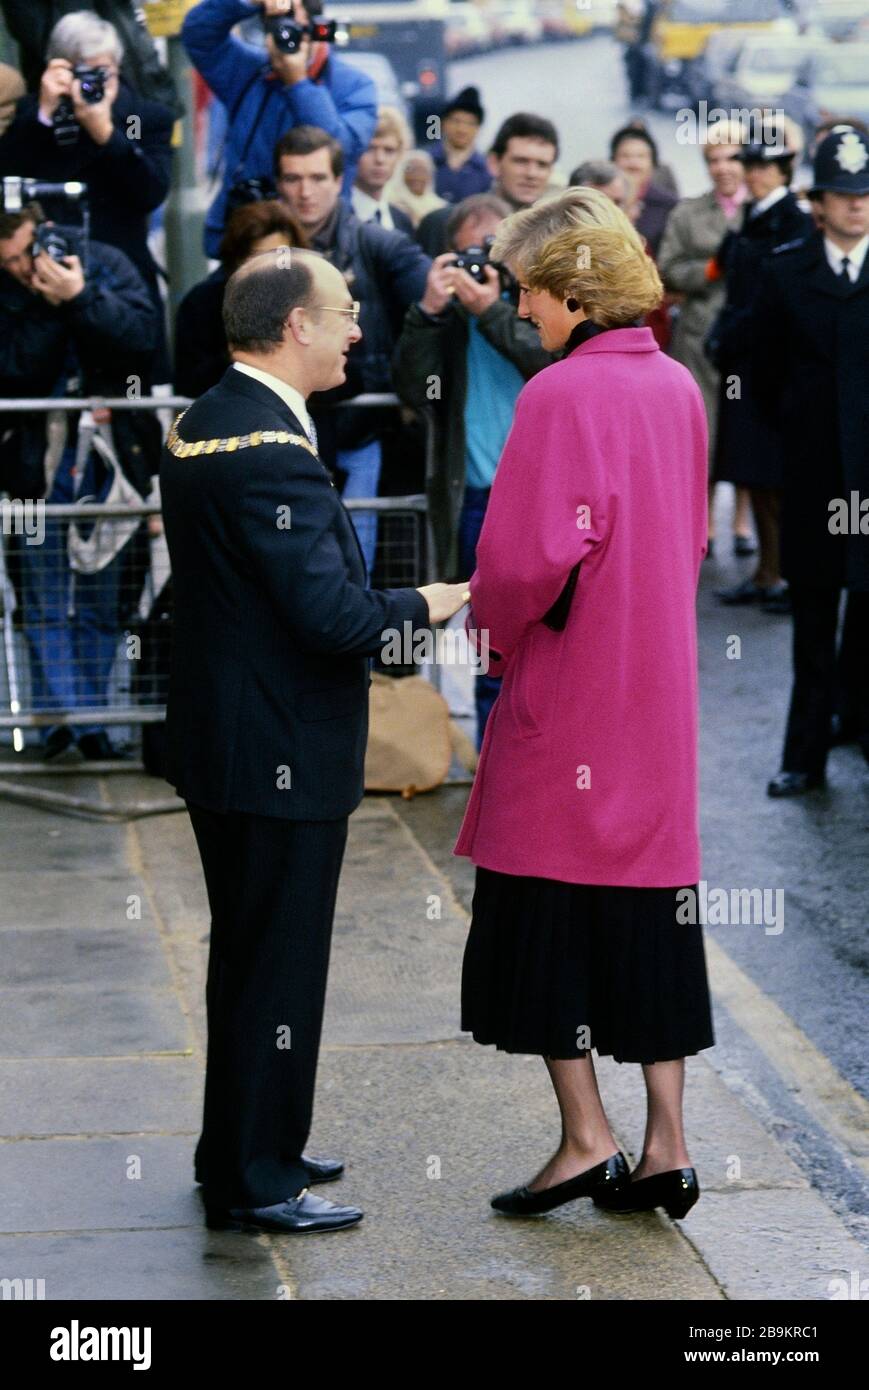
[491,1151,629,1215]
[593,1166,699,1219]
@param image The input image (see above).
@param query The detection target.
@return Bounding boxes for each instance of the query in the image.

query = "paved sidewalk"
[0,778,865,1300]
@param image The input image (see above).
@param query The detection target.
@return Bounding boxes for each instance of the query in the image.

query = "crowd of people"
[0,0,866,792]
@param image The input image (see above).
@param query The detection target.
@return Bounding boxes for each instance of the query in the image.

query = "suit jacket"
[159,366,429,819]
[753,230,869,592]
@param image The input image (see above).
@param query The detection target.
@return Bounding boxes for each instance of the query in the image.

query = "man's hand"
[447,263,501,316]
[419,253,460,316]
[266,33,311,85]
[32,252,86,306]
[38,59,73,122]
[416,581,471,624]
[71,68,119,146]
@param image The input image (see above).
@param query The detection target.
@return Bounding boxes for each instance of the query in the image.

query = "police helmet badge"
[835,130,869,176]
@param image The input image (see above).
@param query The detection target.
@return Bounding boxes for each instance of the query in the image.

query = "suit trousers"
[782,587,869,777]
[186,802,349,1208]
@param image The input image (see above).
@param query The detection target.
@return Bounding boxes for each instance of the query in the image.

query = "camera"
[451,235,497,285]
[264,15,337,53]
[226,175,278,218]
[51,65,108,146]
[32,221,75,264]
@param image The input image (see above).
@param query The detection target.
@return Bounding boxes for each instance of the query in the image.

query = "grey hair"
[47,11,123,66]
[489,185,633,271]
[567,159,622,190]
[446,192,512,247]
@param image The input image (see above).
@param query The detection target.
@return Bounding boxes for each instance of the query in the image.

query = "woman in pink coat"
[454,187,715,1221]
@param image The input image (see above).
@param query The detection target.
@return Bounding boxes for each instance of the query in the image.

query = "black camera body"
[74,64,108,104]
[264,15,337,53]
[32,221,82,265]
[452,235,497,285]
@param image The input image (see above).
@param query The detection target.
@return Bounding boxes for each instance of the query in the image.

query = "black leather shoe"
[77,732,118,761]
[716,578,768,605]
[205,1188,363,1233]
[300,1153,344,1183]
[733,534,757,556]
[593,1166,699,1220]
[194,1152,343,1186]
[767,770,826,798]
[491,1151,628,1215]
[760,583,791,615]
[44,728,81,764]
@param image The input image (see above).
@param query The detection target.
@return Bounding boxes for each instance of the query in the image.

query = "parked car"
[491,0,544,45]
[444,3,493,58]
[647,0,798,110]
[712,34,818,135]
[805,41,869,138]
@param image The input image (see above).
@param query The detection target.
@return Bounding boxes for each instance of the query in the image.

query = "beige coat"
[658,189,742,463]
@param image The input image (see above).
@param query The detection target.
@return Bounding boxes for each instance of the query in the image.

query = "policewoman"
[752,126,869,794]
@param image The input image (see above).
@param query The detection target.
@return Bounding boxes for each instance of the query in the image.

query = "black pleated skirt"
[461,866,716,1064]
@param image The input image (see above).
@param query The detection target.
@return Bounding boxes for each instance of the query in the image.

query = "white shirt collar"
[232,362,312,440]
[352,185,393,229]
[824,234,869,282]
[750,184,789,218]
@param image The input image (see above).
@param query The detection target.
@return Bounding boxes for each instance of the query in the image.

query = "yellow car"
[648,0,798,109]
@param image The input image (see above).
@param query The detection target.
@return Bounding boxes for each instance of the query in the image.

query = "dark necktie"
[372,207,382,224]
[839,256,852,283]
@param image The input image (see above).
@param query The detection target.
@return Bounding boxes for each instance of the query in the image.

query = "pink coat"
[453,326,708,887]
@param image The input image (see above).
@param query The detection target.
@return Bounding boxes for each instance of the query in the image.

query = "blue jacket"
[183,0,377,255]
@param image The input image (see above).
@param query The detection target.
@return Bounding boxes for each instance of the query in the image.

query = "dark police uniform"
[752,128,869,791]
[160,365,428,1208]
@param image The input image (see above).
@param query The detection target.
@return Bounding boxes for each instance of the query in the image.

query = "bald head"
[224,246,324,353]
[223,245,361,397]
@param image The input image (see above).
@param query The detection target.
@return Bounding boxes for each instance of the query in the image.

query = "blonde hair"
[373,105,411,153]
[490,186,662,327]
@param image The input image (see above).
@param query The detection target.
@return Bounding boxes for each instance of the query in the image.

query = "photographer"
[0,201,158,762]
[393,192,554,745]
[275,124,429,572]
[183,0,377,257]
[0,11,173,356]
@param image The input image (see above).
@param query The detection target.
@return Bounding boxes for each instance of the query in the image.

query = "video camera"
[52,64,109,146]
[264,14,338,53]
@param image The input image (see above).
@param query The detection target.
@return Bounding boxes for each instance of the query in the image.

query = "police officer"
[752,126,869,795]
[710,139,812,612]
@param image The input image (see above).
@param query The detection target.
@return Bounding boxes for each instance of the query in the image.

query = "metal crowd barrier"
[0,393,438,799]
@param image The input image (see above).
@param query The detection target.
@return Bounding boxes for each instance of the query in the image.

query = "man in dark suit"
[160,247,468,1233]
[752,128,869,795]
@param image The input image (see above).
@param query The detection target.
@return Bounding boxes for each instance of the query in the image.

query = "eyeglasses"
[316,301,361,324]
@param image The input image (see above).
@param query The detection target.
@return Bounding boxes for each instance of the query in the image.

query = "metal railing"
[0,393,437,790]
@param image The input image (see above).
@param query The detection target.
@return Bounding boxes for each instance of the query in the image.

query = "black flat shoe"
[491,1151,628,1215]
[760,583,791,615]
[767,770,826,798]
[194,1152,343,1186]
[204,1189,363,1233]
[593,1166,699,1220]
[733,534,757,556]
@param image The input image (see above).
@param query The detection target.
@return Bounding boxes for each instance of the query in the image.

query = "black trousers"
[782,587,869,777]
[186,802,349,1208]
